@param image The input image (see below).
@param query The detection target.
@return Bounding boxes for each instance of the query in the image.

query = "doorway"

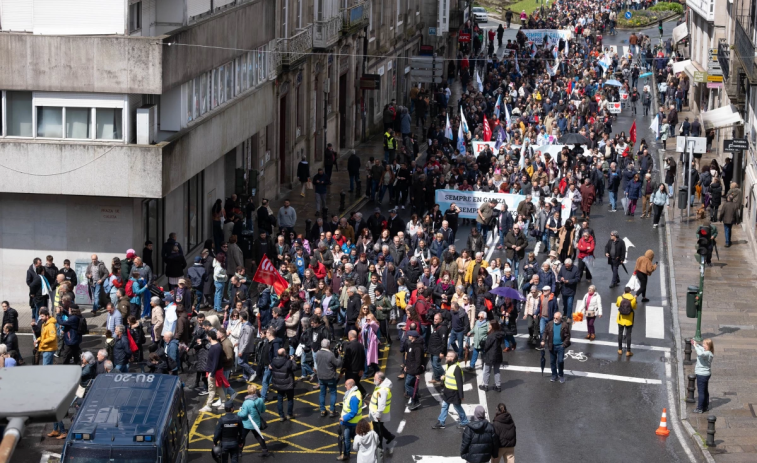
[339,73,347,149]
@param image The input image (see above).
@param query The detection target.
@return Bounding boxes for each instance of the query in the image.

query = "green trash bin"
[686,285,699,318]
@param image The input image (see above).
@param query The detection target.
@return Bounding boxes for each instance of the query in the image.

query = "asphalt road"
[12,21,698,463]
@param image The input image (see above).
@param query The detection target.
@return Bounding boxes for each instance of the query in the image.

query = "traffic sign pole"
[696,253,704,342]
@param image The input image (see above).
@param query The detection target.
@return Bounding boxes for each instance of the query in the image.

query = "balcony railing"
[314,16,342,49]
[735,15,757,83]
[342,1,369,32]
[279,25,313,68]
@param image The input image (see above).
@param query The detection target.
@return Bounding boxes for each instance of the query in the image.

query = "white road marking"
[499,365,663,384]
[413,457,465,462]
[572,299,588,331]
[623,237,635,263]
[609,303,619,334]
[397,420,406,434]
[646,306,665,339]
[476,366,489,418]
[513,334,671,351]
[463,383,473,391]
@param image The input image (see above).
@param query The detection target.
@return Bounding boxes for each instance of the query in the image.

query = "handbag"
[305,181,314,190]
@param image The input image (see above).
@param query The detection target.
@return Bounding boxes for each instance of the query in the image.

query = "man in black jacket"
[604,231,626,288]
[1,302,18,333]
[252,230,276,266]
[403,330,425,410]
[270,348,296,420]
[460,406,499,462]
[213,400,244,462]
[347,150,361,193]
[345,287,362,333]
[341,330,367,397]
[428,314,448,385]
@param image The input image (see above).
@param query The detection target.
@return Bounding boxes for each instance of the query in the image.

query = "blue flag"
[495,125,506,149]
[457,123,466,153]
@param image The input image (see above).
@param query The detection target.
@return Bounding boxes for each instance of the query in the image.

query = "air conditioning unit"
[136,104,157,145]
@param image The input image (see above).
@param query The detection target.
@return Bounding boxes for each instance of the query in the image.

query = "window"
[296,83,303,135]
[193,77,200,117]
[258,46,266,83]
[248,52,255,88]
[225,63,233,102]
[200,73,207,115]
[397,0,402,23]
[213,69,220,108]
[143,198,164,275]
[186,172,204,250]
[282,0,288,38]
[129,1,142,32]
[6,91,33,137]
[316,0,323,21]
[186,80,194,123]
[96,108,123,140]
[66,107,91,139]
[37,107,63,138]
[297,0,302,28]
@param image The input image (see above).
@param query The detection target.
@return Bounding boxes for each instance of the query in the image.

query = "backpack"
[79,317,90,336]
[618,297,633,315]
[125,280,136,298]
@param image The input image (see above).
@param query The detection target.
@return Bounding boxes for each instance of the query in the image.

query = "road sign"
[707,74,723,83]
[409,68,444,77]
[625,11,632,19]
[676,136,707,154]
[409,57,443,69]
[428,27,437,36]
[693,71,708,83]
[359,74,381,90]
[724,138,749,152]
[608,102,621,113]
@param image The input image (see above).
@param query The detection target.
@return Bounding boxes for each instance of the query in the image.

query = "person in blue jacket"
[56,306,82,365]
[624,173,642,216]
[128,270,149,319]
[237,384,269,456]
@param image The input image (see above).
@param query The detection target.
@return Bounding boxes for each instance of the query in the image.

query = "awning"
[701,105,744,131]
[671,59,690,75]
[672,22,689,44]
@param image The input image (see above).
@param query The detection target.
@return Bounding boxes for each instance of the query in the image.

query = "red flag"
[483,115,492,141]
[630,121,637,144]
[252,255,290,295]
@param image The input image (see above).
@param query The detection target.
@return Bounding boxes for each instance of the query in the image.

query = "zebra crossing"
[571,300,666,340]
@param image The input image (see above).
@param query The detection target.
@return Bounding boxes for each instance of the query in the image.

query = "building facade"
[0,0,425,303]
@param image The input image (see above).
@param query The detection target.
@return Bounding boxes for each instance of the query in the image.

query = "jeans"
[301,355,315,377]
[449,330,465,358]
[540,317,549,336]
[506,258,520,281]
[260,368,272,398]
[54,421,65,432]
[609,191,617,210]
[277,389,294,417]
[430,354,444,381]
[405,374,419,403]
[42,351,55,365]
[349,175,359,192]
[438,400,469,425]
[542,231,550,252]
[562,295,575,317]
[549,344,565,378]
[214,281,225,312]
[115,363,129,373]
[482,362,501,387]
[342,423,357,455]
[194,290,204,312]
[319,378,338,412]
[91,282,103,312]
[371,180,380,201]
[618,324,633,350]
[696,374,711,411]
[469,348,480,368]
[316,193,328,212]
[237,354,255,380]
[141,290,152,319]
[724,223,732,245]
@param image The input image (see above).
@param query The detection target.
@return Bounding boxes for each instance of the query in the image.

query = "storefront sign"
[693,71,708,83]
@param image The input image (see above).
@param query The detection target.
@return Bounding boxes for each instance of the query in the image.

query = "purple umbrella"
[489,286,526,301]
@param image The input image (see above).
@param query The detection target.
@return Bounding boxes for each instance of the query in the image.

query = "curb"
[339,195,370,219]
[653,73,716,463]
[616,12,681,30]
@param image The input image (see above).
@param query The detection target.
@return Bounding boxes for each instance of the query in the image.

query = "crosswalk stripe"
[572,299,587,331]
[646,306,665,339]
[609,303,619,335]
[622,45,630,58]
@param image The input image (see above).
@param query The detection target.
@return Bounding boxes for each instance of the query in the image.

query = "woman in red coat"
[579,177,597,218]
[576,230,595,283]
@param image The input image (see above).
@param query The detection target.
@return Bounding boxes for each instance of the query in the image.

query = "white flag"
[476,70,483,92]
[504,101,511,129]
[445,113,453,140]
[650,114,660,138]
[460,106,470,134]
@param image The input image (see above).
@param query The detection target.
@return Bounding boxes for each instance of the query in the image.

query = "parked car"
[472,7,488,23]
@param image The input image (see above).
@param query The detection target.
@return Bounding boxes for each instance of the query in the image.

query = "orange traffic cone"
[655,408,670,436]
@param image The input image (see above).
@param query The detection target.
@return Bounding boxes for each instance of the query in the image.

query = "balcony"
[735,16,757,84]
[314,16,342,49]
[342,1,369,34]
[278,25,313,68]
[687,0,715,22]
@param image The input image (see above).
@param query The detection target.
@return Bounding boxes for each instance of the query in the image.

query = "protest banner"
[435,189,572,223]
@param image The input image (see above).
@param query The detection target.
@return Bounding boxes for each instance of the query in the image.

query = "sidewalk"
[665,130,757,461]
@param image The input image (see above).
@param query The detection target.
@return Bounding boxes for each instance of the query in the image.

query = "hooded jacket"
[492,410,517,448]
[461,420,500,463]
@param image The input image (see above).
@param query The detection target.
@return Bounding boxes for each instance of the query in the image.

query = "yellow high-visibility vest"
[369,386,392,415]
[341,389,363,424]
[443,362,462,390]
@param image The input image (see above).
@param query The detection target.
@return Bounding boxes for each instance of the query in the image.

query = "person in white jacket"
[352,418,380,463]
[578,285,603,341]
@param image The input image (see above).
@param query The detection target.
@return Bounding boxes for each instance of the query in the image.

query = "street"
[11,21,700,463]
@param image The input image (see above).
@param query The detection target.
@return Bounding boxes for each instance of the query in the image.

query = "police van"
[60,373,189,462]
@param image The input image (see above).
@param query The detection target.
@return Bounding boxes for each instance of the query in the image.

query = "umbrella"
[490,286,526,301]
[605,79,623,87]
[639,72,653,78]
[620,262,629,274]
[558,133,591,145]
[540,350,546,376]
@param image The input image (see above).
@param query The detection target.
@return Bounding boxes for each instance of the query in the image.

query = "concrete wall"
[0,33,163,94]
[0,140,163,197]
[161,0,275,92]
[0,193,137,305]
[160,81,275,196]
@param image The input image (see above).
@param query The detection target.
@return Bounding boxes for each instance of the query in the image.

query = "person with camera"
[315,338,343,417]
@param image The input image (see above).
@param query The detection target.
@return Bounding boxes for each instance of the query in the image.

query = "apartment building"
[0,0,423,304]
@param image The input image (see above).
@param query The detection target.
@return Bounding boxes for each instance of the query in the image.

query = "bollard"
[706,416,717,447]
[339,191,346,211]
[686,374,696,403]
[684,338,692,362]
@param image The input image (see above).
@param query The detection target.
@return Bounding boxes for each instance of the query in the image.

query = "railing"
[342,1,369,31]
[314,16,342,49]
[735,15,757,82]
[279,24,313,67]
